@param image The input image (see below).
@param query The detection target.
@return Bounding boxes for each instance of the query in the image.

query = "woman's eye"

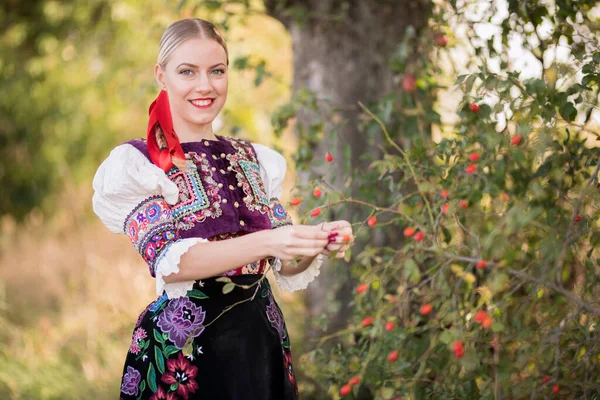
[212,69,225,75]
[180,69,193,76]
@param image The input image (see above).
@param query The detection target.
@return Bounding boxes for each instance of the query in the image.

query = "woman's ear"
[154,64,167,91]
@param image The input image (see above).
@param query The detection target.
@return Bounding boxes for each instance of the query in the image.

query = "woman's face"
[155,37,228,132]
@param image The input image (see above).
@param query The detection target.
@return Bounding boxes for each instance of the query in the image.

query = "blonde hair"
[155,18,229,170]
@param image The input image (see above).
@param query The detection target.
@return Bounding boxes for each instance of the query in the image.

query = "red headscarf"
[146,90,186,173]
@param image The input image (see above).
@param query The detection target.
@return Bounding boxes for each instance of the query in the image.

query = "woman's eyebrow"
[176,62,226,69]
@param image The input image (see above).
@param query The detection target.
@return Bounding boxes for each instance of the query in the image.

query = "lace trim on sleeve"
[270,255,323,292]
[155,238,207,298]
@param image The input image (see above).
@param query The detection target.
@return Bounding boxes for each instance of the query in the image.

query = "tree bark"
[264,0,431,345]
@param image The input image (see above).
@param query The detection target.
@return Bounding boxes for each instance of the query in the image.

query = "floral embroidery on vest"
[267,198,293,229]
[167,153,223,230]
[124,196,180,277]
[227,138,270,214]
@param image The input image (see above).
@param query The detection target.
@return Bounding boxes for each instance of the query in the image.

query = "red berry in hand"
[511,135,522,146]
[313,187,322,198]
[470,103,480,113]
[367,216,377,227]
[414,231,425,242]
[290,197,302,206]
[311,208,321,217]
[343,234,351,242]
[465,164,477,175]
[356,284,368,294]
[476,260,487,269]
[552,385,559,395]
[403,227,416,237]
[542,376,550,383]
[441,189,449,199]
[420,303,433,316]
[326,152,334,162]
[385,321,395,331]
[468,151,480,162]
[387,350,399,362]
[340,384,352,396]
[361,317,374,327]
[574,215,581,222]
[459,200,469,209]
[402,74,417,93]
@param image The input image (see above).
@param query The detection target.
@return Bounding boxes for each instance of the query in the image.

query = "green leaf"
[155,347,165,374]
[164,345,180,356]
[223,282,235,294]
[187,289,209,300]
[215,277,232,283]
[153,329,165,344]
[404,259,421,284]
[170,383,179,392]
[147,364,157,393]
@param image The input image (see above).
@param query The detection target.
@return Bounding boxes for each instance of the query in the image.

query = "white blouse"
[92,141,323,298]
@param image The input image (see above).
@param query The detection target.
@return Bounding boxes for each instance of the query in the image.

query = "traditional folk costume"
[92,91,322,399]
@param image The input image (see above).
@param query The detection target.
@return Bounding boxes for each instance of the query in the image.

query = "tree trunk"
[264,0,431,344]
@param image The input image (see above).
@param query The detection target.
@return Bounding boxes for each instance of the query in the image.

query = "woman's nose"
[194,73,212,92]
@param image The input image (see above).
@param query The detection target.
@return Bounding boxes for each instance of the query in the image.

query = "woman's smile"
[189,98,215,108]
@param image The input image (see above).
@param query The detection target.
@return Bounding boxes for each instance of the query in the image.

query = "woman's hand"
[319,220,354,258]
[263,225,331,261]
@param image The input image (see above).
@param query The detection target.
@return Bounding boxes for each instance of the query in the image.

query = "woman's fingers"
[292,225,331,240]
[288,238,329,249]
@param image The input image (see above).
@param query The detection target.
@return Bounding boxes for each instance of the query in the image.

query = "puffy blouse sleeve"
[92,143,205,298]
[252,143,323,292]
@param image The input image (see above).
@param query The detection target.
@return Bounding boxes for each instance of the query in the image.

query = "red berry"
[542,376,550,383]
[343,234,351,242]
[311,208,321,217]
[367,216,377,227]
[552,384,559,395]
[356,284,368,294]
[348,376,360,386]
[340,384,352,396]
[290,197,302,206]
[468,151,480,162]
[434,34,449,47]
[387,350,399,362]
[385,321,395,331]
[420,303,433,316]
[470,103,480,113]
[414,231,425,242]
[511,135,522,146]
[476,260,487,269]
[474,310,488,324]
[441,189,449,199]
[465,164,477,175]
[481,316,493,329]
[453,341,465,358]
[459,200,469,209]
[326,152,334,162]
[441,203,449,215]
[361,317,374,327]
[313,187,322,198]
[403,227,416,237]
[501,193,510,202]
[402,74,417,93]
[574,215,581,222]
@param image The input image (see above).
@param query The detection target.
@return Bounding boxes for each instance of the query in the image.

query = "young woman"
[92,18,353,400]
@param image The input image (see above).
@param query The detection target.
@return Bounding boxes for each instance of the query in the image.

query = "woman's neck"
[172,119,218,143]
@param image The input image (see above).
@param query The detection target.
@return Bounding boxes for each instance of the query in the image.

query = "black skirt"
[118,274,299,400]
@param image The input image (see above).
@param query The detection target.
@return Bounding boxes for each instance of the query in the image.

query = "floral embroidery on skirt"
[119,275,299,400]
